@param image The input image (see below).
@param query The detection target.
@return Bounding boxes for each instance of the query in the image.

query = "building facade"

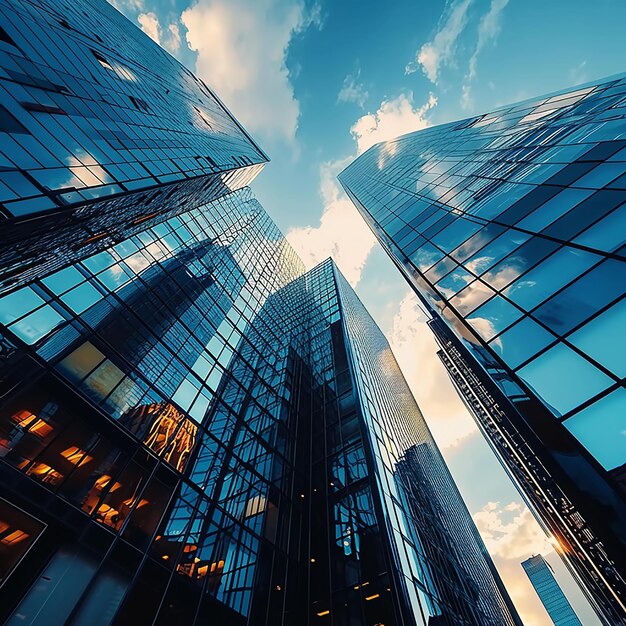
[0,1,522,625]
[0,0,267,290]
[522,554,582,626]
[339,75,626,625]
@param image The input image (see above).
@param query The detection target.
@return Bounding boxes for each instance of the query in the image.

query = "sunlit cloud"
[474,500,554,559]
[137,11,160,43]
[137,11,182,53]
[287,158,376,286]
[351,92,437,154]
[472,500,560,625]
[388,290,479,449]
[287,91,436,286]
[406,0,473,82]
[182,0,321,145]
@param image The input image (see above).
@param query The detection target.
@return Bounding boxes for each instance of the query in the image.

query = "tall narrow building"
[0,1,521,625]
[339,75,626,625]
[522,555,582,626]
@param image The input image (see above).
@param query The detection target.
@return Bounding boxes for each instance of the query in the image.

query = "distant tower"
[522,555,582,626]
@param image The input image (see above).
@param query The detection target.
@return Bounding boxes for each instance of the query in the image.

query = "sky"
[107,0,626,623]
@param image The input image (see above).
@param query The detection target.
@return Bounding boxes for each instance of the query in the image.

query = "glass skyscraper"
[522,555,582,626]
[0,0,267,290]
[339,75,626,625]
[0,0,521,625]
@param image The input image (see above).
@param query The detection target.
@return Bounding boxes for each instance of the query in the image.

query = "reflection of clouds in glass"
[467,317,502,348]
[505,279,536,298]
[465,255,492,275]
[482,259,524,290]
[450,280,493,316]
[377,140,399,170]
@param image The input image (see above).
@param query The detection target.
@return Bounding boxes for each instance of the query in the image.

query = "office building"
[522,555,582,626]
[0,191,522,625]
[0,0,521,624]
[339,75,626,624]
[0,0,267,290]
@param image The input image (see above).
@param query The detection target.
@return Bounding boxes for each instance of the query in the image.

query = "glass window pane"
[565,388,626,470]
[10,306,64,345]
[0,287,44,325]
[516,188,594,232]
[517,343,613,416]
[534,259,626,334]
[42,266,83,295]
[569,298,626,378]
[61,282,103,314]
[574,203,626,253]
[58,342,106,382]
[502,247,600,311]
[467,295,523,341]
[489,317,556,369]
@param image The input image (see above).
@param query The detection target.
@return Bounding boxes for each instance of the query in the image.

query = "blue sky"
[110,0,626,622]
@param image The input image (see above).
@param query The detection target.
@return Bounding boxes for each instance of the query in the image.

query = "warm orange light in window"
[183,543,198,553]
[12,410,36,426]
[316,610,330,617]
[29,420,53,437]
[162,555,170,561]
[93,474,121,492]
[27,463,62,484]
[61,446,93,466]
[12,411,53,438]
[1,529,29,544]
[365,593,380,601]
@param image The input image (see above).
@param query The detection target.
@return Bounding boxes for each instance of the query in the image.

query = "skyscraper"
[0,0,521,625]
[339,75,626,625]
[522,555,582,626]
[0,0,267,291]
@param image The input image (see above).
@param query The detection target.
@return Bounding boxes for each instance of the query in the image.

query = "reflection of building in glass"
[339,75,626,625]
[522,555,582,626]
[0,1,521,624]
[0,0,267,290]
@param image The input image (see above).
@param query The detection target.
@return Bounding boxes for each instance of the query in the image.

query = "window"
[467,296,523,341]
[489,317,556,369]
[90,49,113,71]
[565,389,626,470]
[502,247,600,311]
[517,343,613,416]
[0,105,29,134]
[0,499,46,585]
[569,298,626,378]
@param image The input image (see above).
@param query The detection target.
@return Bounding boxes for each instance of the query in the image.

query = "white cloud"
[350,91,437,154]
[287,91,436,286]
[137,12,182,54]
[474,500,554,560]
[388,291,479,449]
[287,158,376,286]
[462,0,509,109]
[137,12,160,43]
[406,0,473,82]
[472,500,562,626]
[337,71,369,108]
[182,0,320,144]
